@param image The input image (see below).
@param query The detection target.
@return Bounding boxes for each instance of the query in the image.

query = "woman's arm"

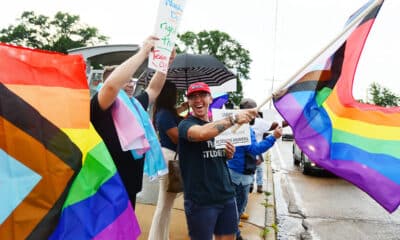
[166,127,179,144]
[98,36,157,110]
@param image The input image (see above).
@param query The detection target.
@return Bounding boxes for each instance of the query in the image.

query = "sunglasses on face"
[188,92,209,100]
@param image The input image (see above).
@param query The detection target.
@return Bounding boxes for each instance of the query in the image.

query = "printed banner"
[212,109,251,149]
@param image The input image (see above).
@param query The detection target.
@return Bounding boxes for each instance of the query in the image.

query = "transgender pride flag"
[0,43,140,239]
[274,0,400,213]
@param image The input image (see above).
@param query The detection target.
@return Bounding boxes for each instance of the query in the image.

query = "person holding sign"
[227,99,282,240]
[102,65,138,98]
[91,36,176,210]
[178,82,257,240]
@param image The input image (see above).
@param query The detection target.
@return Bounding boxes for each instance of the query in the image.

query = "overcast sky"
[1,0,398,106]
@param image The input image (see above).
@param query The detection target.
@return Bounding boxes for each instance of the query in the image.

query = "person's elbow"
[142,89,152,104]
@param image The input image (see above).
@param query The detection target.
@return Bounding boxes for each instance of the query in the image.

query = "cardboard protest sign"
[149,0,187,73]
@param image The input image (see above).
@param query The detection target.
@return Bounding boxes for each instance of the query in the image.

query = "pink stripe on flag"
[112,98,149,153]
[93,202,141,240]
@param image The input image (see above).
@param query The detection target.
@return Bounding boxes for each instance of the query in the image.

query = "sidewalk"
[135,158,277,240]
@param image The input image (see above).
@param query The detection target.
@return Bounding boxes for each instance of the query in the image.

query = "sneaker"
[238,221,243,227]
[257,185,263,193]
[249,185,253,193]
[240,212,249,220]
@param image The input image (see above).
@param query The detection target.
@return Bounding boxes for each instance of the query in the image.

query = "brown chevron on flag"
[0,42,86,239]
[0,84,82,239]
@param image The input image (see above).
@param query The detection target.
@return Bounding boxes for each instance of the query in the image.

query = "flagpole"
[233,0,382,132]
[256,0,382,112]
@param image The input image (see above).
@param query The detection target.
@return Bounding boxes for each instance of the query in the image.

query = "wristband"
[233,114,238,124]
[229,114,234,125]
[229,114,237,125]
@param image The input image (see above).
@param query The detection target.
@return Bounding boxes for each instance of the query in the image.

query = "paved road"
[270,140,400,240]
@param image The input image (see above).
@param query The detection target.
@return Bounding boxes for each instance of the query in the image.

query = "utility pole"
[269,0,279,109]
[265,78,275,109]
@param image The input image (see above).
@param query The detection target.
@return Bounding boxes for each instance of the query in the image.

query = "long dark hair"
[152,81,181,128]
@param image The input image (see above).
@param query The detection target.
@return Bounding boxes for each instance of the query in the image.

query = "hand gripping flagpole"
[232,0,382,133]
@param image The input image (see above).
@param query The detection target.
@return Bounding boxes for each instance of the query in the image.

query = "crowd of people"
[93,35,284,240]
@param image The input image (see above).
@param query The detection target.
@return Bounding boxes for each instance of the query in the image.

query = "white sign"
[212,109,251,149]
[149,0,187,73]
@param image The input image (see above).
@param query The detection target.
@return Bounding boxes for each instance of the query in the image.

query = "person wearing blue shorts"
[178,82,258,240]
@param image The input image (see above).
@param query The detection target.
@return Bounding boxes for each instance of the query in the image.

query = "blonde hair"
[102,65,118,81]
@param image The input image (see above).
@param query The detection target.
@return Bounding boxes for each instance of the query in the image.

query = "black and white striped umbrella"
[137,53,236,89]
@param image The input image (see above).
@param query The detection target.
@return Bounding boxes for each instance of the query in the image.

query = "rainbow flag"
[274,0,400,213]
[0,43,140,238]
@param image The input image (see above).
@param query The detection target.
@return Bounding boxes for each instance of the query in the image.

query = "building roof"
[67,44,141,66]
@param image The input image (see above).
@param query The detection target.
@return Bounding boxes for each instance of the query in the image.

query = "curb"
[264,153,277,240]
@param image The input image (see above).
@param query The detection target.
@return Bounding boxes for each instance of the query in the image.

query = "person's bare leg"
[215,234,236,240]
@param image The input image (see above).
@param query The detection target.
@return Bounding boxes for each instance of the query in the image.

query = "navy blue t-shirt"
[90,91,148,198]
[178,115,235,205]
[155,109,181,151]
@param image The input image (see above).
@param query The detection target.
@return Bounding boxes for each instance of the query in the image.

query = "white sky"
[1,0,398,107]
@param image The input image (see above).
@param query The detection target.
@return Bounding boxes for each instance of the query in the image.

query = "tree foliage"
[176,30,252,105]
[0,11,108,53]
[368,82,399,107]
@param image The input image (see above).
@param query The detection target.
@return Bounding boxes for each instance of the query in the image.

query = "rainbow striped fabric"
[274,0,400,213]
[0,43,140,238]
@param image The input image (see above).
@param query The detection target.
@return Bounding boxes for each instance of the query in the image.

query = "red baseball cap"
[186,82,211,97]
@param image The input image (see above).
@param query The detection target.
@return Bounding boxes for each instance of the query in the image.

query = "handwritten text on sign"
[149,0,187,73]
[212,109,251,149]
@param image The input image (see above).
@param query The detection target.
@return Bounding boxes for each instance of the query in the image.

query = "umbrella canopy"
[138,53,236,89]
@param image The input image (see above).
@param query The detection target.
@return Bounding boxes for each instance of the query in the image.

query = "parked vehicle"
[292,141,324,175]
[282,127,293,141]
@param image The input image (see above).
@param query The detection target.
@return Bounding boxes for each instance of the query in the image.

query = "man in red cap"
[178,81,258,240]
